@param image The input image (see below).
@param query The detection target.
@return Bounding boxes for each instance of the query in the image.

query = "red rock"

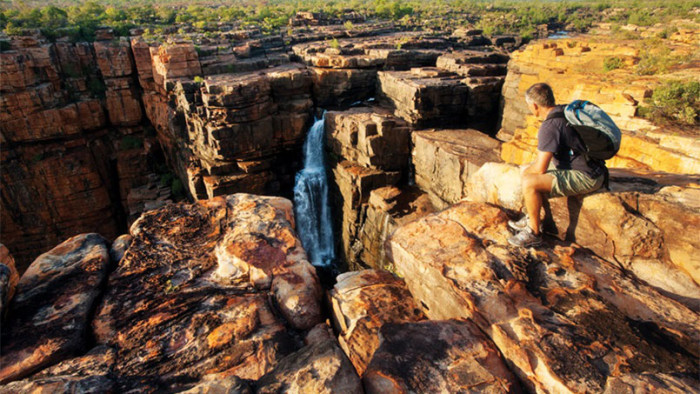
[355,187,435,270]
[105,77,143,126]
[0,244,19,318]
[378,69,468,128]
[412,129,501,209]
[0,234,110,383]
[330,270,425,375]
[0,346,116,393]
[466,163,700,305]
[331,160,401,268]
[92,194,321,388]
[387,201,699,392]
[256,330,362,393]
[326,107,411,171]
[151,43,202,88]
[364,320,521,393]
[93,39,135,78]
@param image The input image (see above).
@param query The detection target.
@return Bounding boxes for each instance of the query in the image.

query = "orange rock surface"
[500,36,700,174]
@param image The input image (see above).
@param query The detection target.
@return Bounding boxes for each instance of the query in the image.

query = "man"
[508,83,606,247]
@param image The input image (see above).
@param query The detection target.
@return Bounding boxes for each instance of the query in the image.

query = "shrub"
[193,75,204,83]
[329,38,340,49]
[638,80,700,125]
[603,56,623,72]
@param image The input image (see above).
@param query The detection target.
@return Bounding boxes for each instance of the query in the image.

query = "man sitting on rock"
[508,83,605,247]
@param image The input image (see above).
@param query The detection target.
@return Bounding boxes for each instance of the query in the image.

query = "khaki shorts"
[547,168,604,198]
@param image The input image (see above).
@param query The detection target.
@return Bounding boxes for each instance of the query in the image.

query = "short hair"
[525,83,555,107]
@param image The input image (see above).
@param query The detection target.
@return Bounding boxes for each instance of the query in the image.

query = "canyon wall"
[1,23,699,393]
[499,38,700,174]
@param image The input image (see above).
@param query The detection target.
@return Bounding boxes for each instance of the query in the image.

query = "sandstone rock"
[364,320,521,393]
[179,376,252,394]
[93,39,135,78]
[0,244,19,318]
[0,234,110,383]
[151,43,202,88]
[256,333,362,394]
[356,187,435,271]
[330,270,425,375]
[388,201,699,393]
[326,107,411,171]
[378,69,469,128]
[92,194,320,389]
[1,141,121,272]
[109,234,132,265]
[105,77,143,126]
[412,129,501,209]
[330,160,401,267]
[310,67,377,107]
[0,346,116,394]
[466,163,700,304]
[499,38,699,174]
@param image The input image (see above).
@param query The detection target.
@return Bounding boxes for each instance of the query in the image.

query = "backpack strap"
[547,109,610,190]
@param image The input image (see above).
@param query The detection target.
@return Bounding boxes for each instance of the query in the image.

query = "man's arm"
[522,150,553,175]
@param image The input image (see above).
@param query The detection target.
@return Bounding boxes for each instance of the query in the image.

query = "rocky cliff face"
[499,36,699,174]
[0,194,354,392]
[2,21,699,394]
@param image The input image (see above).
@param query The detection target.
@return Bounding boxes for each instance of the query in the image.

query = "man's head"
[525,83,556,119]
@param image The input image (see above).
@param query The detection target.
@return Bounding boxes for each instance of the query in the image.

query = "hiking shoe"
[508,227,543,248]
[507,215,529,233]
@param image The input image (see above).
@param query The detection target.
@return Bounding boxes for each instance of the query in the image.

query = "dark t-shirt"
[537,105,604,178]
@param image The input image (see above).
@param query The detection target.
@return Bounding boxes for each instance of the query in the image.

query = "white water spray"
[293,114,335,267]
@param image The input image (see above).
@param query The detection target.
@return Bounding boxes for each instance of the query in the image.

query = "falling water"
[293,113,335,267]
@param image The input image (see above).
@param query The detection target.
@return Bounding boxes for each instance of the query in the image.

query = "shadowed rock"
[0,234,110,383]
[92,194,321,390]
[256,324,362,394]
[364,320,522,393]
[330,269,426,375]
[388,201,699,393]
[0,346,116,393]
[0,244,19,319]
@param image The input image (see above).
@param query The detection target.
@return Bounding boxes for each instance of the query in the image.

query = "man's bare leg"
[521,173,554,235]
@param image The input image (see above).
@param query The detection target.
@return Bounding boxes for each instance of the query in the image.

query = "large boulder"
[256,325,362,393]
[363,320,521,393]
[378,68,468,128]
[330,270,425,374]
[0,346,116,394]
[466,162,700,304]
[0,234,111,383]
[92,194,322,390]
[387,201,699,393]
[412,129,501,209]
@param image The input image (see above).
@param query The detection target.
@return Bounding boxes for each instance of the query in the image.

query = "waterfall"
[293,113,335,267]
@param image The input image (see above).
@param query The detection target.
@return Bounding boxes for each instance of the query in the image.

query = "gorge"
[1,7,699,394]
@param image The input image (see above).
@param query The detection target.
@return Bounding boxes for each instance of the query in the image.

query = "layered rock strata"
[324,108,414,269]
[0,194,335,392]
[466,162,700,305]
[0,35,161,271]
[412,128,501,209]
[388,200,699,393]
[0,234,111,383]
[499,39,700,174]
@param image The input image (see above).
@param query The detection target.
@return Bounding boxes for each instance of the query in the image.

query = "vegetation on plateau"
[0,0,698,42]
[638,81,700,126]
